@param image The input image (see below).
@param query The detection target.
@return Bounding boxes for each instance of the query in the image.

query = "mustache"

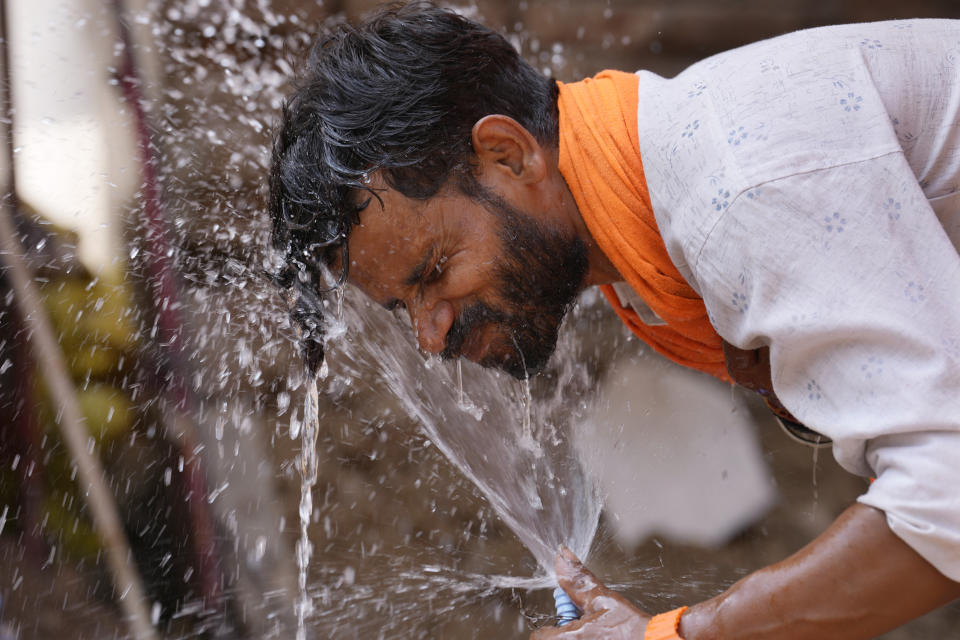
[439,301,506,361]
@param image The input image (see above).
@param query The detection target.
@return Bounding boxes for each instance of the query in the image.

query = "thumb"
[555,545,609,613]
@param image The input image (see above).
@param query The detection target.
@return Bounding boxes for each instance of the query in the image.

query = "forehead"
[345,183,448,297]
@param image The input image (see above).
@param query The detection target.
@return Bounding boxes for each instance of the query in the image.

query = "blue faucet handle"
[553,586,581,626]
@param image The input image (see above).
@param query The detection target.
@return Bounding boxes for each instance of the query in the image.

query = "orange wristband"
[645,606,688,640]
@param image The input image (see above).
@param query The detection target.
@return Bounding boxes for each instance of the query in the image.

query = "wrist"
[645,606,688,640]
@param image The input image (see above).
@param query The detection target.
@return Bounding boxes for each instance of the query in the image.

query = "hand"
[530,546,651,639]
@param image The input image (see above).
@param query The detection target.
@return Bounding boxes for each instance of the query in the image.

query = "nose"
[410,297,454,354]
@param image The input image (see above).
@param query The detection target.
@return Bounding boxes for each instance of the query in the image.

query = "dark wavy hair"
[269,1,559,373]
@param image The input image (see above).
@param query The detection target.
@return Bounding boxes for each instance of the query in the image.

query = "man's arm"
[533,504,960,639]
[680,503,960,639]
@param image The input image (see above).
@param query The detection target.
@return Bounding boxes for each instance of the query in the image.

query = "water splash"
[320,291,601,575]
[5,2,612,637]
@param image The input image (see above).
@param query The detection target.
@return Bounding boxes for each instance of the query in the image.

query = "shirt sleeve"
[693,151,960,581]
[860,431,960,581]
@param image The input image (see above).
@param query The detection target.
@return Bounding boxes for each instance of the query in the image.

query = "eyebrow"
[403,245,436,287]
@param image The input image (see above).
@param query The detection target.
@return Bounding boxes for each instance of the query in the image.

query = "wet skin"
[345,115,619,377]
[533,505,960,639]
[346,175,590,378]
[346,177,517,367]
[342,114,960,637]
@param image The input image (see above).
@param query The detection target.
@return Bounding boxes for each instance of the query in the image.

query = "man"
[269,3,960,638]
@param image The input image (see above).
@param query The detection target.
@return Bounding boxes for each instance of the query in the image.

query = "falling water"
[456,360,464,407]
[811,436,822,513]
[519,377,539,456]
[295,373,321,640]
[454,358,484,420]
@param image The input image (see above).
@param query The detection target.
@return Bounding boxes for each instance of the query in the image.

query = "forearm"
[679,503,960,640]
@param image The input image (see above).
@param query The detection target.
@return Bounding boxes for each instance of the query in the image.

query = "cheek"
[460,268,502,304]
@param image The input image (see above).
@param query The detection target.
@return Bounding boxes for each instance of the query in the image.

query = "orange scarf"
[557,70,729,381]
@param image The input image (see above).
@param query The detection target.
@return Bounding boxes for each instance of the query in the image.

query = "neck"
[545,147,622,287]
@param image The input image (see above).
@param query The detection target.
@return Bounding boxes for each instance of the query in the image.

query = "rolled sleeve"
[692,152,960,578]
[860,431,960,581]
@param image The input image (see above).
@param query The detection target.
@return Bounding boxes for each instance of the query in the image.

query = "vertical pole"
[0,3,158,639]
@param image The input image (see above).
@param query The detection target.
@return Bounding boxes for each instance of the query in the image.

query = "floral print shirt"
[634,19,960,580]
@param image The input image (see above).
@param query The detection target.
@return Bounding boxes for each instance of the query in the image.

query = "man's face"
[346,179,587,378]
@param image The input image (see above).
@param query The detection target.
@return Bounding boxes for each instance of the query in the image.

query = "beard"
[439,184,588,379]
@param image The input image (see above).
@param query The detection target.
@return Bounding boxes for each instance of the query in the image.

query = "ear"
[471,115,547,184]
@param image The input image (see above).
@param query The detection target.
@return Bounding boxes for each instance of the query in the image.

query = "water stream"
[280,280,603,637]
[295,374,320,640]
[322,291,601,576]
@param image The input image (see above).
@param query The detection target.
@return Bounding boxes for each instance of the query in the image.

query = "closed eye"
[423,255,447,285]
[403,246,448,290]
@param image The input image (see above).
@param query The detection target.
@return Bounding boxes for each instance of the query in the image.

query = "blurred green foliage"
[24,268,143,559]
[41,277,138,380]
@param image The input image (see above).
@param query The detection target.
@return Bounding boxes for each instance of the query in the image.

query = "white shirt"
[633,19,960,581]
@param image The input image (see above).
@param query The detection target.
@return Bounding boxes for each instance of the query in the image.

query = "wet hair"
[269,1,558,373]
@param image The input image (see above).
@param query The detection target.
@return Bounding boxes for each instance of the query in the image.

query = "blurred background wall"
[1,1,958,639]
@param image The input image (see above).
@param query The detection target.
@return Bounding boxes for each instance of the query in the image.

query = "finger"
[555,546,610,612]
[529,622,564,639]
